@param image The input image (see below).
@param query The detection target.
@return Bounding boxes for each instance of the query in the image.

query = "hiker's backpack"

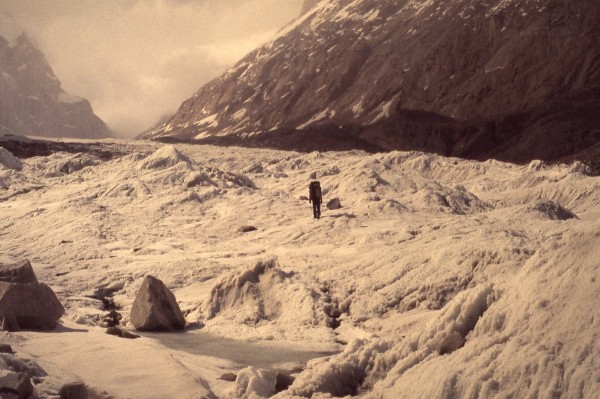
[309,181,322,202]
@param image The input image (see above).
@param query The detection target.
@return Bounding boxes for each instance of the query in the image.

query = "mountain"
[0,21,111,139]
[300,0,321,14]
[139,0,600,168]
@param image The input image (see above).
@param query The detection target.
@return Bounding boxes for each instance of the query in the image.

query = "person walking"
[309,181,323,219]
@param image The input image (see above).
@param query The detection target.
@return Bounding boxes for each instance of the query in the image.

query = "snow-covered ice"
[0,139,599,398]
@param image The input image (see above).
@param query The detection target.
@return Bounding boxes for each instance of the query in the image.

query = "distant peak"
[300,0,322,15]
[0,13,25,44]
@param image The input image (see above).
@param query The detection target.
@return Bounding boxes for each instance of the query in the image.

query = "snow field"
[0,141,599,398]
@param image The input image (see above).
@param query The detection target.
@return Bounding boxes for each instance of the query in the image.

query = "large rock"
[0,282,64,331]
[529,201,578,221]
[0,370,33,399]
[59,382,88,399]
[0,148,22,171]
[105,326,140,340]
[0,260,38,284]
[326,198,342,210]
[130,275,185,331]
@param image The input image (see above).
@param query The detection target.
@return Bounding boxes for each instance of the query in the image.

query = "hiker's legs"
[313,202,319,219]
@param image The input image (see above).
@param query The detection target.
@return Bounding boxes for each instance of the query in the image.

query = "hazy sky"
[1,0,303,137]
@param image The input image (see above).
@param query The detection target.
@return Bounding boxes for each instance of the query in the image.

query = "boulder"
[94,280,125,299]
[219,373,237,382]
[275,372,295,393]
[59,382,88,399]
[0,147,22,171]
[0,370,33,399]
[529,201,578,220]
[243,163,264,174]
[326,198,342,210]
[438,331,467,355]
[105,326,140,339]
[0,260,38,284]
[130,275,185,331]
[0,353,28,373]
[238,225,258,233]
[100,310,122,328]
[0,282,64,331]
[0,344,13,354]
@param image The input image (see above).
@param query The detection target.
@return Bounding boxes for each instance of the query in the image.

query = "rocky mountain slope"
[0,24,111,139]
[139,0,600,168]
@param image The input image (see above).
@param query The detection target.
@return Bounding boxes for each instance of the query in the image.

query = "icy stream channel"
[141,331,340,369]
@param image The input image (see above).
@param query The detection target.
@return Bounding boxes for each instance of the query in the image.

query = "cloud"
[0,0,302,137]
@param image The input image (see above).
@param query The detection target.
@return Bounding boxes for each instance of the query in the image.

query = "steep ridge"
[300,0,322,15]
[139,0,600,167]
[0,21,111,139]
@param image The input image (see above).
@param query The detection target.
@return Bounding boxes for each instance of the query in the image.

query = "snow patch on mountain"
[194,113,219,128]
[270,0,333,43]
[298,109,335,129]
[332,0,382,23]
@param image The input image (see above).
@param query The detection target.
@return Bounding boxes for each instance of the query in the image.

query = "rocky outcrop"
[238,225,258,233]
[0,27,111,139]
[105,326,140,339]
[130,275,185,331]
[139,0,600,168]
[326,198,342,210]
[0,259,64,331]
[0,369,34,399]
[0,260,37,284]
[525,201,578,221]
[0,134,131,160]
[0,259,65,331]
[0,281,65,331]
[58,382,88,399]
[0,147,22,171]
